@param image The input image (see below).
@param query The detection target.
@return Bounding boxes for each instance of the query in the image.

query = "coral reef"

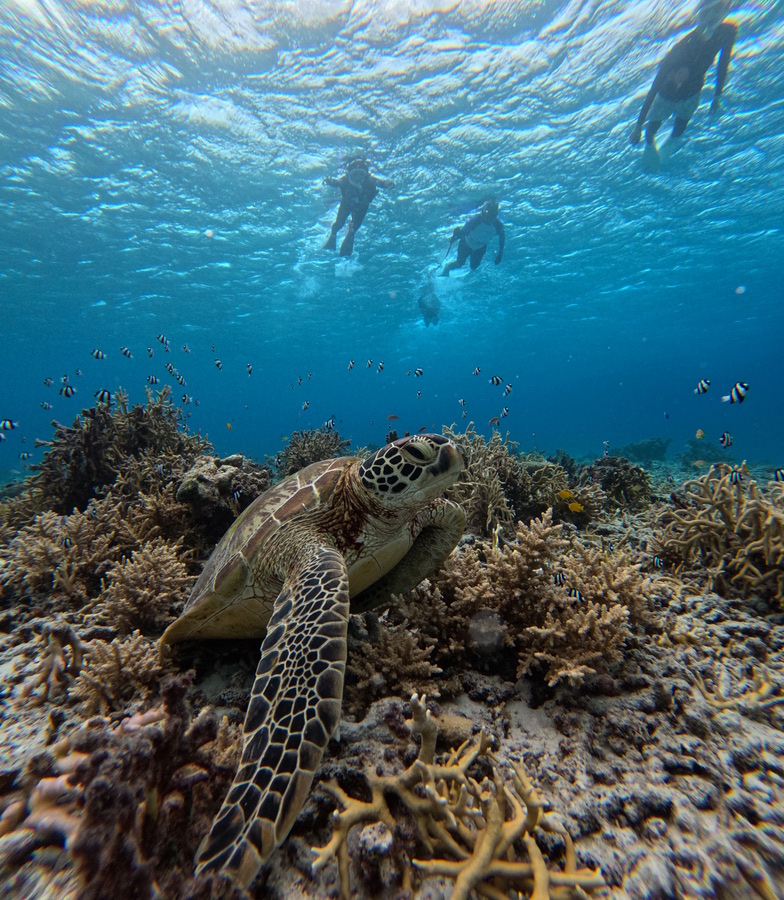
[350,510,662,692]
[314,694,605,900]
[97,539,193,635]
[0,674,242,899]
[614,437,672,464]
[443,423,572,537]
[69,632,175,716]
[272,428,352,478]
[25,387,211,516]
[176,453,272,541]
[661,464,784,604]
[578,456,654,510]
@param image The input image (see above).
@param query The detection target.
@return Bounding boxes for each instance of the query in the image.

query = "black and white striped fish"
[0,419,19,430]
[553,572,566,586]
[215,359,223,371]
[377,361,384,372]
[473,367,481,375]
[501,407,509,418]
[59,385,76,397]
[147,375,159,385]
[490,375,503,386]
[91,349,106,360]
[503,383,513,396]
[729,468,743,485]
[414,367,423,377]
[774,468,784,482]
[719,431,733,448]
[121,347,133,358]
[568,588,586,602]
[94,389,112,405]
[348,360,355,370]
[323,417,335,431]
[694,379,710,394]
[722,381,748,404]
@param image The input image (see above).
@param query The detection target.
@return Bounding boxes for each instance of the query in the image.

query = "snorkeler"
[323,159,394,257]
[440,199,505,277]
[630,0,738,170]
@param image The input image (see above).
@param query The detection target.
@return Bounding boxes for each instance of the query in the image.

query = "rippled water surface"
[1,0,782,470]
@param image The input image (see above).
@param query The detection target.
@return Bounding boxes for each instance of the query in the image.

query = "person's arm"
[631,83,658,143]
[494,221,505,264]
[373,176,395,190]
[323,175,341,187]
[711,22,738,114]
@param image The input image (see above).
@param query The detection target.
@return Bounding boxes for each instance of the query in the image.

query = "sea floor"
[1,452,783,900]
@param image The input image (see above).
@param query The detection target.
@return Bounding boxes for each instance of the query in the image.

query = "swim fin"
[659,135,682,164]
[642,141,661,173]
[323,231,337,251]
[339,228,355,257]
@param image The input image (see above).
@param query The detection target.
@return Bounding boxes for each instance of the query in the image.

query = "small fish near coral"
[719,432,733,448]
[160,435,467,887]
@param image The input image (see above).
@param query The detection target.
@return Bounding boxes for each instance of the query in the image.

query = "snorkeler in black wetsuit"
[323,159,394,256]
[630,0,737,170]
[440,199,505,277]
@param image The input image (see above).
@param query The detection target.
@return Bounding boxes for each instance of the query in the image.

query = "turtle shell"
[162,457,350,643]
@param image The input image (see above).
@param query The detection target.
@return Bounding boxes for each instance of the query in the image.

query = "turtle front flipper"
[195,546,350,887]
[351,497,466,614]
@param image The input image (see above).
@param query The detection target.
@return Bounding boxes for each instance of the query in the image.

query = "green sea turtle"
[162,434,466,886]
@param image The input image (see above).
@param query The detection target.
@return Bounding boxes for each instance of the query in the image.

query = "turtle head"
[358,434,465,507]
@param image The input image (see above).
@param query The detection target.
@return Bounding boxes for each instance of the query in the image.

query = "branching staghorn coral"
[19,623,85,705]
[443,424,571,538]
[379,510,661,687]
[96,538,194,635]
[345,612,447,712]
[273,428,352,477]
[313,694,605,900]
[661,464,784,603]
[28,387,212,516]
[69,631,176,716]
[1,483,201,618]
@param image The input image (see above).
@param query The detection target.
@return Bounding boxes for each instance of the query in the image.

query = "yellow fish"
[695,429,705,440]
[568,501,584,513]
[557,489,574,500]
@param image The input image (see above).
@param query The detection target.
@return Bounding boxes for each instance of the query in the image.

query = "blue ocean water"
[1,0,782,482]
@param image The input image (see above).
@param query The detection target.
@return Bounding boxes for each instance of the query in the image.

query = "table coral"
[661,465,784,603]
[313,694,605,900]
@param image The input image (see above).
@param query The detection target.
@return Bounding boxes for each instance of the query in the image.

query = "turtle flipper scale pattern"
[195,546,350,887]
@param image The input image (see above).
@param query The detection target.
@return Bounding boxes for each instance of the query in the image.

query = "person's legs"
[324,200,351,250]
[469,246,487,270]
[339,206,368,256]
[441,240,470,276]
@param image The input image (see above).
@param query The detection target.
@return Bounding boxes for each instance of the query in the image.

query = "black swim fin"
[339,229,355,257]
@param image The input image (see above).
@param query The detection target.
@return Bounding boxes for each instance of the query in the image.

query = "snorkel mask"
[481,199,499,219]
[347,158,369,187]
[697,0,731,35]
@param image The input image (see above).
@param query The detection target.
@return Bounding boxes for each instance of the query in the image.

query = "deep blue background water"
[1,0,782,482]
